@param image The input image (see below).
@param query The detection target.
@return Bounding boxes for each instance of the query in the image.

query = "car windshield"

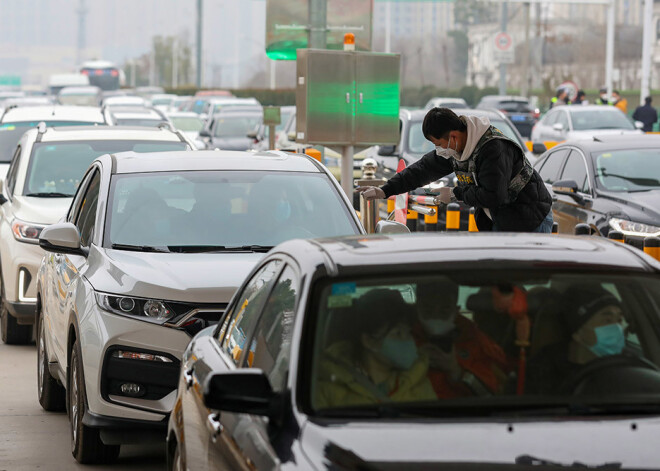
[169,116,204,132]
[0,120,103,128]
[23,140,187,197]
[570,110,635,131]
[593,148,660,191]
[407,121,434,156]
[214,116,261,138]
[113,118,165,127]
[0,127,26,162]
[105,170,358,250]
[151,98,173,106]
[309,271,660,417]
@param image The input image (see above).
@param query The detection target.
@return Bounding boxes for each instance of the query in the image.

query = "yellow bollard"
[644,236,660,262]
[446,203,460,232]
[552,222,558,234]
[424,206,438,232]
[468,207,478,232]
[387,198,395,214]
[608,230,625,243]
[574,223,590,235]
[406,209,418,232]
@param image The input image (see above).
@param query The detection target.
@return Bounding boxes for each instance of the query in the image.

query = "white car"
[103,105,171,128]
[166,111,206,149]
[101,95,147,108]
[0,125,191,344]
[531,105,643,143]
[35,149,364,463]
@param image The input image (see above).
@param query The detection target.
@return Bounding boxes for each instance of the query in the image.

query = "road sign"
[558,80,579,102]
[266,0,373,60]
[493,32,514,65]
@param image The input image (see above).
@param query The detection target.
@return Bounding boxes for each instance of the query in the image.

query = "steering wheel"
[558,353,660,394]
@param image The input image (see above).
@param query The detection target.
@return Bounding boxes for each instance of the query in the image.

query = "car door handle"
[183,367,194,389]
[206,412,223,442]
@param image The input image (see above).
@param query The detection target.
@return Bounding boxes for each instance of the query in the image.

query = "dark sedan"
[476,95,539,139]
[167,233,660,470]
[534,135,660,246]
[199,110,262,151]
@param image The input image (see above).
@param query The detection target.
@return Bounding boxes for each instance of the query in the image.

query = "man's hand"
[435,186,454,204]
[355,186,385,201]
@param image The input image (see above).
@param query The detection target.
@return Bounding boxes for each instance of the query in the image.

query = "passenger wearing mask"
[413,280,512,398]
[595,88,611,106]
[550,88,571,109]
[574,90,588,105]
[315,289,436,408]
[527,285,626,394]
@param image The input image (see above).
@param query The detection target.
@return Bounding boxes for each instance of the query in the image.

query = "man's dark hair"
[613,90,620,96]
[645,96,652,105]
[422,107,467,140]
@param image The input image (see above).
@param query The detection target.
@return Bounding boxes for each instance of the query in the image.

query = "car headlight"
[12,219,46,244]
[96,293,178,325]
[609,218,660,237]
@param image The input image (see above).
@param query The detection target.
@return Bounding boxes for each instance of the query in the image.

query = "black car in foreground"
[534,135,660,246]
[168,233,660,470]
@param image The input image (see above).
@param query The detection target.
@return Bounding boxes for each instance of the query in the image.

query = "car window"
[75,169,101,248]
[543,111,558,126]
[309,272,660,414]
[242,265,299,392]
[67,169,95,223]
[538,149,569,184]
[561,150,590,193]
[218,260,283,366]
[490,119,524,146]
[5,145,22,197]
[556,111,569,130]
[407,120,434,155]
[570,109,635,131]
[497,101,532,113]
[213,115,262,138]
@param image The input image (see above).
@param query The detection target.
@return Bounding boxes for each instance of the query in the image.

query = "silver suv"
[0,125,192,344]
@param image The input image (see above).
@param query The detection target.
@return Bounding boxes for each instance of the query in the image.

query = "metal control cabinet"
[296,49,400,147]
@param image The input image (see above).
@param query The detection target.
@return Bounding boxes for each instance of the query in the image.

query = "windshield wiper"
[111,243,170,253]
[223,245,274,253]
[24,192,72,197]
[165,245,274,254]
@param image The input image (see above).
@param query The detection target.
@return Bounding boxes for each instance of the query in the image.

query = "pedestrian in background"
[574,90,588,105]
[550,88,570,109]
[611,90,628,114]
[632,96,658,133]
[595,88,610,105]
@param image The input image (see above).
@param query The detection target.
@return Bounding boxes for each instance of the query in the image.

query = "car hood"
[210,136,253,151]
[301,417,660,468]
[13,195,73,224]
[84,248,263,304]
[597,189,660,224]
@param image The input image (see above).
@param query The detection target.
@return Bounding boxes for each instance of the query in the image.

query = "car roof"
[58,86,101,94]
[166,111,202,118]
[480,95,529,102]
[400,108,507,122]
[274,233,659,274]
[110,149,323,174]
[549,133,660,152]
[112,109,164,119]
[552,104,623,113]
[28,125,184,143]
[1,105,104,123]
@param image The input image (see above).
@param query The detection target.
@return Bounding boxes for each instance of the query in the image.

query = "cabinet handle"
[345,93,350,103]
[359,92,364,104]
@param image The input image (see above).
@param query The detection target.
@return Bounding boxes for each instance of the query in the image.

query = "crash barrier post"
[574,223,591,236]
[552,222,558,234]
[424,206,438,232]
[409,204,436,232]
[644,236,660,262]
[406,208,418,232]
[387,198,395,215]
[468,207,478,232]
[608,230,625,243]
[446,203,461,232]
[354,158,386,233]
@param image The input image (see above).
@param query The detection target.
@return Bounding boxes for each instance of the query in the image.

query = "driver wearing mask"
[527,284,625,394]
[414,280,511,398]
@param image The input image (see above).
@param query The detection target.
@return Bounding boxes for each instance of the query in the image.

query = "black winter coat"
[380,139,552,232]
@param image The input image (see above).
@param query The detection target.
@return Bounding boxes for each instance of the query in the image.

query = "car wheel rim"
[37,319,44,397]
[70,356,79,448]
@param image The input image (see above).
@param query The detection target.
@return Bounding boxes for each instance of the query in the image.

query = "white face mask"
[435,136,460,160]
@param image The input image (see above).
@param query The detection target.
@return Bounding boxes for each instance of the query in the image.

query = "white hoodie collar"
[453,115,491,162]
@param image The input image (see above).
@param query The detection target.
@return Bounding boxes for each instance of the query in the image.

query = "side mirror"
[198,129,211,138]
[377,145,397,156]
[532,142,547,154]
[552,123,564,132]
[552,179,588,205]
[375,220,410,234]
[635,121,645,130]
[39,222,86,256]
[203,369,276,416]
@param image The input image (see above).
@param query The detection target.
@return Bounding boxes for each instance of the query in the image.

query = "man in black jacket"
[358,108,553,232]
[632,96,657,133]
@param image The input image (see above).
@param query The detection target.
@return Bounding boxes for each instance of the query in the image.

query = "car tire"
[69,339,120,464]
[37,310,65,411]
[0,277,31,345]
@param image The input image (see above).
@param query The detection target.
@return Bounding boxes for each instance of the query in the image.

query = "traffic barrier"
[468,207,478,232]
[424,205,438,232]
[608,230,625,243]
[387,198,395,215]
[574,223,591,235]
[406,208,418,232]
[446,203,461,232]
[544,141,561,150]
[552,222,558,234]
[644,236,660,262]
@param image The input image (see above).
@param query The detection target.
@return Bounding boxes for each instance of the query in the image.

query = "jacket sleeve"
[452,140,514,209]
[380,150,454,198]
